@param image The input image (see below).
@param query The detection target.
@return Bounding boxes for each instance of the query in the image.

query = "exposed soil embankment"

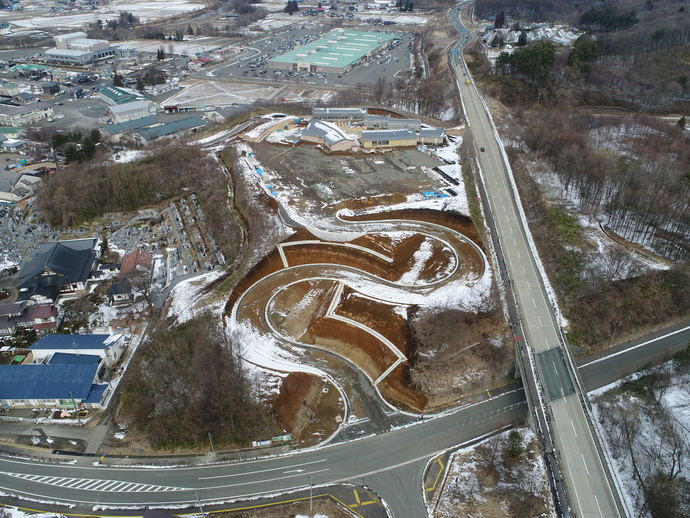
[227,206,495,413]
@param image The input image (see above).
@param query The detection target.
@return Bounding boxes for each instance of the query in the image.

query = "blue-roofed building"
[29,334,126,368]
[0,362,109,409]
[48,352,101,365]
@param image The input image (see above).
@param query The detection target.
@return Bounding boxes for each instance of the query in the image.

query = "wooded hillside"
[118,314,278,450]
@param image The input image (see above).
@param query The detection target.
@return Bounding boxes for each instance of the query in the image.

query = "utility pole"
[194,490,203,515]
[309,474,313,517]
[208,432,214,452]
[68,391,83,427]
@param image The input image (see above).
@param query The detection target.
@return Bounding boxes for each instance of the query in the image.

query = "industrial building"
[107,100,153,124]
[269,29,398,74]
[0,102,54,127]
[43,32,114,65]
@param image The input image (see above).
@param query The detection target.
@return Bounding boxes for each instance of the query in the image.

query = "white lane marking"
[0,471,185,492]
[199,458,327,480]
[593,494,603,517]
[579,324,690,368]
[201,468,330,491]
[570,419,578,439]
[581,454,590,476]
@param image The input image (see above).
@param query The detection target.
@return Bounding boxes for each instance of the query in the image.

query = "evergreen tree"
[63,144,81,164]
[494,11,505,29]
[113,73,124,87]
[505,429,524,457]
[90,128,102,144]
[517,30,527,47]
[81,137,96,161]
[679,116,687,130]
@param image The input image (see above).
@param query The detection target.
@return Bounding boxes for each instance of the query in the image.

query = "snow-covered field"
[352,12,431,25]
[8,0,204,28]
[161,81,280,108]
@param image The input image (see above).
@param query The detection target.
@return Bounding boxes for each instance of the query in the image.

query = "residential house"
[107,277,131,304]
[17,238,98,303]
[0,170,43,205]
[119,249,154,278]
[0,302,60,336]
[28,333,126,368]
[0,358,110,409]
[11,92,35,105]
[42,82,60,95]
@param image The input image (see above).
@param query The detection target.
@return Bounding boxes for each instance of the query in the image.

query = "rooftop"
[135,116,205,141]
[360,129,417,141]
[0,102,52,117]
[99,85,148,105]
[0,363,98,400]
[18,238,97,296]
[271,29,397,69]
[302,118,357,147]
[30,333,122,351]
[100,116,159,135]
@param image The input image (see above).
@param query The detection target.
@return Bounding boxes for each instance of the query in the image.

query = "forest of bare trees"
[593,346,690,517]
[119,313,278,449]
[520,110,690,261]
[332,77,453,119]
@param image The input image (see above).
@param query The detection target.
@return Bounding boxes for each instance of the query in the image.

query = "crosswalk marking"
[0,471,185,492]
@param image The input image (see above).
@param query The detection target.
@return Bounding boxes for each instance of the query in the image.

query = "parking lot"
[196,26,414,88]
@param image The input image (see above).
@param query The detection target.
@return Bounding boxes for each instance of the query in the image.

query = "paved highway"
[448,4,626,517]
[0,391,527,515]
[0,322,687,516]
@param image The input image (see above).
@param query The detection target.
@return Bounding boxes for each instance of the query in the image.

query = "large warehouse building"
[269,29,398,74]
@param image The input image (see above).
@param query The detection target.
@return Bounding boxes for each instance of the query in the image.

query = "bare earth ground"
[226,134,513,417]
